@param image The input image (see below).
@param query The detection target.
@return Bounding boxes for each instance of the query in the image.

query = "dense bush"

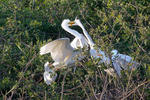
[0,0,150,99]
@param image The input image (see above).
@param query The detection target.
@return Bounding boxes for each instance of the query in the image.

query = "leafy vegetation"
[0,0,150,99]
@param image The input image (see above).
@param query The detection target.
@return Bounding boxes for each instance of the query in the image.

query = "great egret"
[73,18,111,65]
[40,19,88,84]
[40,19,89,67]
[111,49,140,76]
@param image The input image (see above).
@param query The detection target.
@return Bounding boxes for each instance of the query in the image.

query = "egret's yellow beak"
[68,21,75,26]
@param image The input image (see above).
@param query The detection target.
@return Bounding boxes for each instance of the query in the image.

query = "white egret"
[73,18,111,65]
[111,49,140,76]
[40,19,89,67]
[40,19,89,84]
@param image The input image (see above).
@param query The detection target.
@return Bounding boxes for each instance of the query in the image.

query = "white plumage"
[74,18,110,65]
[73,18,139,77]
[111,49,140,76]
[43,62,57,85]
[40,19,89,85]
[40,19,89,67]
[40,38,75,67]
[61,19,89,49]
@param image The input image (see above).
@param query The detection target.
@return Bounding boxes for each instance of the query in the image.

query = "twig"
[44,91,47,100]
[64,80,86,92]
[60,70,68,100]
[125,69,133,94]
[121,80,150,100]
[87,81,98,100]
[79,80,90,100]
[134,35,149,55]
[99,75,108,100]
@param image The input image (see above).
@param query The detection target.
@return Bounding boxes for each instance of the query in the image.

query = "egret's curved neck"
[79,24,95,47]
[62,26,81,38]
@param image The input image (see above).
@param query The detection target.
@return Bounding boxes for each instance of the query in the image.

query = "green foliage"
[0,0,150,99]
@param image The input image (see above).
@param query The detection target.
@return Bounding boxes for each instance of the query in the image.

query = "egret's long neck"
[79,24,95,47]
[62,26,81,38]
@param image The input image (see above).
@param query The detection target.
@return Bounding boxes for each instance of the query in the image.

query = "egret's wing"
[90,48,110,65]
[113,55,139,72]
[118,54,132,62]
[40,38,70,55]
[114,55,132,70]
[51,38,73,63]
[112,60,122,76]
[90,48,98,58]
[40,38,73,63]
[98,50,110,65]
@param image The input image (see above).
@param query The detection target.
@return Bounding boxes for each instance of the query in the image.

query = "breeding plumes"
[111,49,140,76]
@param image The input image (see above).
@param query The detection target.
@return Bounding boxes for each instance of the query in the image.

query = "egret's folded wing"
[40,38,70,55]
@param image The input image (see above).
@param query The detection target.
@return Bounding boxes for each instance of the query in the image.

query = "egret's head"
[61,19,70,27]
[61,19,77,28]
[111,49,118,56]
